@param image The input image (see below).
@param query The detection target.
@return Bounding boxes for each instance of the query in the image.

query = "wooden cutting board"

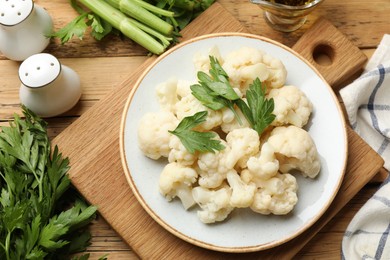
[52,3,384,258]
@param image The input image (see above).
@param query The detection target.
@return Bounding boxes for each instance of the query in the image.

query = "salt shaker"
[0,0,53,61]
[19,53,82,117]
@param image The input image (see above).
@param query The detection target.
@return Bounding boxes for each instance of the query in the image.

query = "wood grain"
[1,0,388,258]
[292,18,367,89]
[1,0,387,60]
[48,3,384,259]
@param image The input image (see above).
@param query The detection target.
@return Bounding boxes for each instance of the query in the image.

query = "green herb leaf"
[72,254,91,260]
[236,78,276,135]
[67,231,92,253]
[169,111,225,154]
[201,57,239,100]
[190,84,226,110]
[50,13,90,44]
[191,56,244,124]
[50,0,111,44]
[88,14,113,41]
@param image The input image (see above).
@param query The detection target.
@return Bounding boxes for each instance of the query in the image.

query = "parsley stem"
[4,231,10,260]
[26,161,43,202]
[38,174,44,202]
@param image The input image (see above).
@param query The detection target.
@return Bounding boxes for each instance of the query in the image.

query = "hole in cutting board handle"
[312,44,335,66]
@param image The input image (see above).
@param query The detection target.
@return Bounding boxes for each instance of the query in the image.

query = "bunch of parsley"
[0,106,97,259]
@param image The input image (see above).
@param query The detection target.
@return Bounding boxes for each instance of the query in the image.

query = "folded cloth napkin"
[340,34,390,259]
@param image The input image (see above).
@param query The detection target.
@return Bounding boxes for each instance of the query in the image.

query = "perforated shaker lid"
[0,0,34,26]
[19,53,61,88]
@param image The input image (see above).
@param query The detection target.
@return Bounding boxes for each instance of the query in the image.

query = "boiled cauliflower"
[193,45,223,73]
[174,94,222,131]
[267,126,321,178]
[225,128,260,169]
[246,142,280,180]
[222,47,287,93]
[261,53,287,89]
[226,170,256,208]
[268,85,313,128]
[220,102,251,133]
[222,47,270,93]
[176,79,193,98]
[138,111,178,160]
[197,139,232,188]
[250,172,298,215]
[137,46,321,224]
[156,77,179,112]
[159,162,198,210]
[168,135,198,166]
[192,185,233,224]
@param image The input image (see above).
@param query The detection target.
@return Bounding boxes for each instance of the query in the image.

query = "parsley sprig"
[190,56,241,121]
[0,106,97,259]
[169,111,225,154]
[236,78,276,135]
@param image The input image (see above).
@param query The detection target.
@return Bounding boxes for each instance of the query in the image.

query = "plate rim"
[119,32,348,253]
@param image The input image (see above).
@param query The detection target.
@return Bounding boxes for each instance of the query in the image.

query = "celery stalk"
[105,0,173,36]
[78,0,166,54]
[130,0,175,17]
[128,18,172,47]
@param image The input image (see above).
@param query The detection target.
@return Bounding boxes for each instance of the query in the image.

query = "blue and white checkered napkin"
[340,34,390,259]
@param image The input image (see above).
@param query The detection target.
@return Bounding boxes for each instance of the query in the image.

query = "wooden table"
[1,0,389,259]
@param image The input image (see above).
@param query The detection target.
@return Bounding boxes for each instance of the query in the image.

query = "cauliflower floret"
[174,94,222,131]
[176,79,193,98]
[222,47,287,93]
[267,126,321,178]
[250,172,298,215]
[268,85,313,127]
[192,185,233,224]
[222,47,270,93]
[226,170,256,208]
[220,102,251,133]
[156,77,179,112]
[159,162,198,210]
[262,53,287,89]
[138,111,178,160]
[193,46,223,73]
[168,135,198,166]
[225,128,260,169]
[197,139,232,188]
[246,142,279,180]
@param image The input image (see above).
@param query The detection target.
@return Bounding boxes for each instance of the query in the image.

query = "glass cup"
[250,0,324,32]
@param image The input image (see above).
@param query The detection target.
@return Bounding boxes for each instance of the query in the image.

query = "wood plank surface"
[0,0,389,259]
[51,3,383,259]
[0,0,386,60]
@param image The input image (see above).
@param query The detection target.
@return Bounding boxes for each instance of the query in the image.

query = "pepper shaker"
[19,53,82,117]
[0,0,53,61]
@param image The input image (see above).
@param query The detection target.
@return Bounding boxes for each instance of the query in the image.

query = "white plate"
[120,33,348,252]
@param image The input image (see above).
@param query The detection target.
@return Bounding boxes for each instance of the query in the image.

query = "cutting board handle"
[292,18,367,90]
